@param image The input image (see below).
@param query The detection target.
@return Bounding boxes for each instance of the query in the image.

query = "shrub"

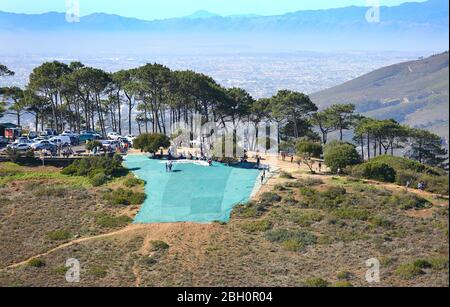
[290,211,323,227]
[337,271,351,280]
[142,257,158,266]
[333,208,371,221]
[33,185,71,198]
[350,162,396,183]
[95,214,132,228]
[413,259,432,269]
[304,277,329,288]
[133,133,171,154]
[123,176,145,188]
[281,239,303,252]
[28,258,45,268]
[429,256,449,270]
[323,141,361,173]
[233,201,267,218]
[395,263,424,279]
[266,229,317,250]
[241,220,272,233]
[333,281,353,287]
[103,188,146,206]
[296,140,323,158]
[279,171,294,179]
[46,230,71,241]
[298,178,324,187]
[90,172,108,187]
[259,192,282,205]
[352,156,448,195]
[62,155,127,181]
[389,192,432,210]
[150,240,170,251]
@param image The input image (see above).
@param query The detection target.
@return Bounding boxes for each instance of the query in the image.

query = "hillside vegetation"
[311,52,449,143]
[0,163,447,287]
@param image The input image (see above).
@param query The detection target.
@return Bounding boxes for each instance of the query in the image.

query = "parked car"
[125,135,136,146]
[8,143,31,152]
[101,140,120,151]
[31,140,57,152]
[41,129,58,137]
[107,132,121,140]
[79,133,97,142]
[49,136,71,146]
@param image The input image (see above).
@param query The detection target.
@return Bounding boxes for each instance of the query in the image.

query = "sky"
[0,0,427,20]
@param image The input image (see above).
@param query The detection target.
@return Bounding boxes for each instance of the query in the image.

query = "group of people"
[165,161,174,172]
[405,180,427,191]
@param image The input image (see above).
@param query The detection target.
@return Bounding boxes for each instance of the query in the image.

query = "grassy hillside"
[0,163,447,287]
[311,52,449,143]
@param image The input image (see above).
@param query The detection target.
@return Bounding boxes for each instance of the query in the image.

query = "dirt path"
[1,224,149,271]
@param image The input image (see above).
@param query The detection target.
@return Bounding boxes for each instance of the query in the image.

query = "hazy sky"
[0,0,427,20]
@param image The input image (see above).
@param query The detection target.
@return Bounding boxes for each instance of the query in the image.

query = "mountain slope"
[311,52,450,142]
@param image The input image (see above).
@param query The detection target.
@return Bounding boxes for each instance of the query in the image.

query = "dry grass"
[0,162,448,287]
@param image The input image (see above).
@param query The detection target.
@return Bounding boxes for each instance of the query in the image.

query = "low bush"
[337,271,351,280]
[290,211,323,227]
[304,277,329,288]
[123,176,145,188]
[233,201,267,218]
[298,178,324,187]
[349,156,449,195]
[333,281,353,287]
[333,207,371,221]
[62,155,128,184]
[90,172,108,187]
[279,171,294,179]
[428,256,449,270]
[46,230,71,241]
[388,192,432,210]
[33,185,71,198]
[395,262,424,279]
[266,229,317,250]
[150,240,170,251]
[259,192,282,205]
[240,220,272,233]
[350,162,396,183]
[95,214,132,228]
[103,188,146,206]
[28,258,45,268]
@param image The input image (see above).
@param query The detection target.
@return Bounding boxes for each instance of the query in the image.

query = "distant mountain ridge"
[0,0,447,33]
[1,0,447,51]
[311,51,450,143]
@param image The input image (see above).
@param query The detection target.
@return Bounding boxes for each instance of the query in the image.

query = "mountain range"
[311,51,449,144]
[0,0,448,51]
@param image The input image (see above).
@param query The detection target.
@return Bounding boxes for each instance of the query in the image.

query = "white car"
[125,135,136,145]
[49,136,71,146]
[107,132,121,140]
[101,140,120,151]
[8,143,31,152]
